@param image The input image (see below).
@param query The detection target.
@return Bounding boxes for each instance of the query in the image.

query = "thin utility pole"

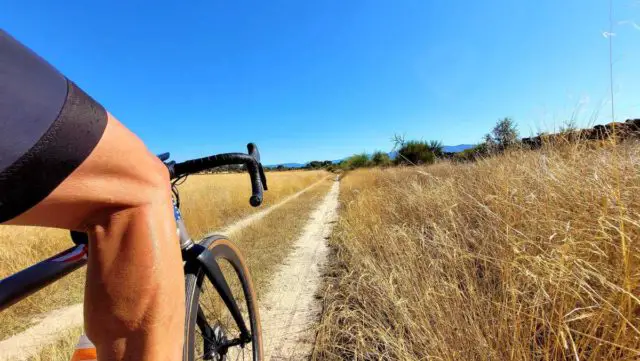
[608,0,615,123]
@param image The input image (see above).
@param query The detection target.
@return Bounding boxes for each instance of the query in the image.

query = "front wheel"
[183,235,263,361]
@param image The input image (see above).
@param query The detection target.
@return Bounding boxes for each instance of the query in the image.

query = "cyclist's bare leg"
[6,114,184,361]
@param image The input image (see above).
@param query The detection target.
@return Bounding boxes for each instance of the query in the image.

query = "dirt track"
[260,178,340,360]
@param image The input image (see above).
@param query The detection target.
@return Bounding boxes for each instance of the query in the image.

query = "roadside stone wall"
[522,118,640,148]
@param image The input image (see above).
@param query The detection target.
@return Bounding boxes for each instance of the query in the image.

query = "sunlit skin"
[5,114,184,361]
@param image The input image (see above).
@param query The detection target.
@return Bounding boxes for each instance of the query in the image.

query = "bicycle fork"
[175,200,252,344]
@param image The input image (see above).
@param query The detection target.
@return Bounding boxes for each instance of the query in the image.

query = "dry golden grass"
[23,177,334,361]
[0,227,81,339]
[313,142,640,360]
[0,170,327,340]
[27,327,83,361]
[179,170,327,239]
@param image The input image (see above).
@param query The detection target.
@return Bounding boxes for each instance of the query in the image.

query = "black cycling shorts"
[0,30,107,222]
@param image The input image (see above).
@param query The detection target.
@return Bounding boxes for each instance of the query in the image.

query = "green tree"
[486,117,519,150]
[305,161,322,169]
[305,160,333,169]
[396,141,436,165]
[343,153,370,169]
[483,133,498,153]
[371,151,391,167]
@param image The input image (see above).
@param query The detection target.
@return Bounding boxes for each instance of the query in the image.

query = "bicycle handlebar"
[246,143,268,206]
[167,143,268,207]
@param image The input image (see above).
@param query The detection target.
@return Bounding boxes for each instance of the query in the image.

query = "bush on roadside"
[395,140,436,165]
[370,151,392,167]
[341,153,370,169]
[485,117,520,151]
[454,143,488,161]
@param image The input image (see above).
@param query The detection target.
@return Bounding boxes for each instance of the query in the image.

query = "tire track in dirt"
[260,178,340,360]
[0,177,330,361]
[0,304,82,361]
[217,177,329,236]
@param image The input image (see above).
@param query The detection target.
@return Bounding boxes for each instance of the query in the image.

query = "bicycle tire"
[183,235,263,361]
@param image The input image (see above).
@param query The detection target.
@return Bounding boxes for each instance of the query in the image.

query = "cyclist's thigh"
[0,29,104,226]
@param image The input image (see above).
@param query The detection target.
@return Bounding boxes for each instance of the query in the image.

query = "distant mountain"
[443,144,474,153]
[267,160,344,168]
[265,162,305,169]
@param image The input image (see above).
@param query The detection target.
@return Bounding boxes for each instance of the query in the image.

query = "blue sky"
[2,1,640,164]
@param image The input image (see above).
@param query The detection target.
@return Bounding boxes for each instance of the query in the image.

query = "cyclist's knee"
[87,114,172,214]
[138,153,171,205]
[81,152,169,223]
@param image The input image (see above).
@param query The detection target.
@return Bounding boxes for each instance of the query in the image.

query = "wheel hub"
[203,323,228,361]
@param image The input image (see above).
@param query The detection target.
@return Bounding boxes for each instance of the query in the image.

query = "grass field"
[0,170,327,340]
[178,170,328,238]
[313,142,640,360]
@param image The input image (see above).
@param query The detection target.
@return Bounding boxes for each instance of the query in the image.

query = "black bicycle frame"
[0,144,267,341]
[0,242,88,310]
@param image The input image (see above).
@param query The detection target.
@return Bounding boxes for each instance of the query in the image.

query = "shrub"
[395,141,436,165]
[455,143,488,161]
[428,140,444,157]
[485,117,519,150]
[370,151,391,167]
[343,153,370,169]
